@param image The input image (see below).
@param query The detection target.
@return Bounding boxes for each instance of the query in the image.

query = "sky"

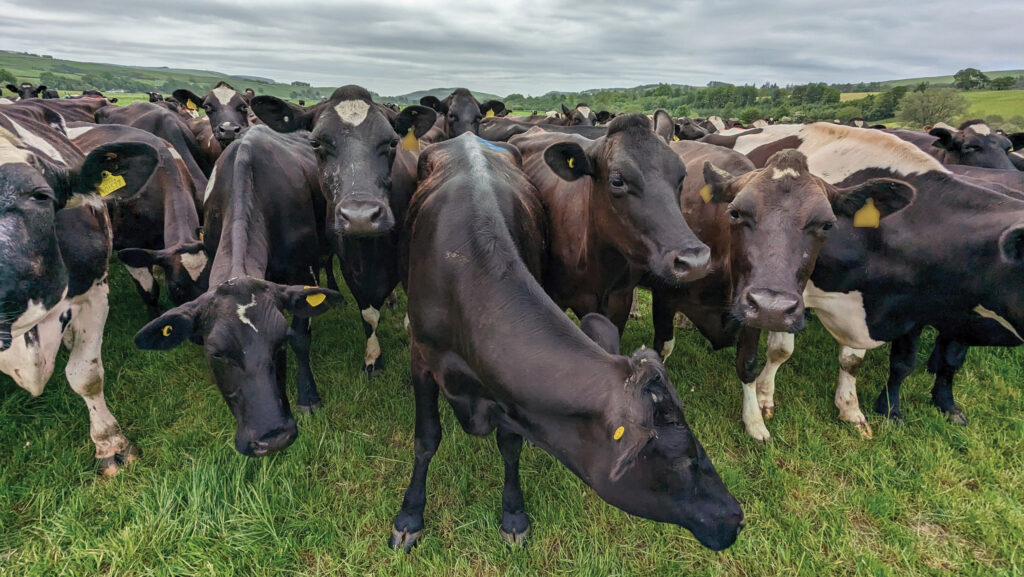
[1,0,1021,97]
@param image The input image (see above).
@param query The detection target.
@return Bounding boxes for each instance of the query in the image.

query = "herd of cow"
[3,79,1024,554]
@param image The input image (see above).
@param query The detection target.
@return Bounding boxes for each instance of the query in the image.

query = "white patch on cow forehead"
[772,167,800,180]
[180,252,208,282]
[333,100,370,126]
[798,123,947,184]
[8,118,64,165]
[65,125,94,139]
[708,115,726,131]
[212,86,236,106]
[968,124,992,136]
[577,106,592,118]
[237,293,259,333]
[0,137,31,166]
[203,166,218,203]
[974,305,1023,342]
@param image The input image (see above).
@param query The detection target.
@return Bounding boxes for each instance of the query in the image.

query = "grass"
[963,91,1024,121]
[2,259,1024,576]
[840,92,879,102]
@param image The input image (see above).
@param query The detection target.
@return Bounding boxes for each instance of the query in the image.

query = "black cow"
[418,88,506,143]
[251,85,436,377]
[478,119,607,142]
[134,126,341,457]
[1,111,162,474]
[390,133,743,552]
[891,121,1018,171]
[5,82,46,100]
[174,82,256,147]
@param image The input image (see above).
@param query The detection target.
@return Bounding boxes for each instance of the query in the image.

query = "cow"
[134,125,341,457]
[68,123,208,317]
[147,92,164,103]
[727,123,1024,437]
[650,141,914,441]
[389,132,743,552]
[0,114,163,474]
[479,119,607,142]
[10,96,112,123]
[890,121,1018,171]
[674,117,709,141]
[510,111,711,331]
[561,103,598,126]
[186,116,224,169]
[173,82,257,148]
[418,88,506,143]
[250,85,437,378]
[5,82,46,100]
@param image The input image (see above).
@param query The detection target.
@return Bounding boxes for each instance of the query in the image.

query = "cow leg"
[605,288,634,334]
[290,316,321,414]
[322,255,339,292]
[64,282,137,475]
[874,330,920,422]
[390,354,442,552]
[754,332,794,420]
[651,286,676,361]
[496,426,529,545]
[836,346,872,438]
[927,335,969,425]
[125,264,161,319]
[629,287,643,319]
[361,306,384,379]
[736,326,770,442]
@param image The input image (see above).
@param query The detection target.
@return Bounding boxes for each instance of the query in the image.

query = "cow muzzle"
[740,288,804,332]
[662,245,711,284]
[239,422,298,458]
[214,122,242,145]
[334,198,394,237]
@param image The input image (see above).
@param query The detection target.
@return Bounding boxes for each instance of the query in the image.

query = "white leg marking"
[403,313,410,335]
[125,265,155,294]
[361,306,381,367]
[660,338,675,361]
[742,380,771,442]
[836,346,872,438]
[755,332,794,419]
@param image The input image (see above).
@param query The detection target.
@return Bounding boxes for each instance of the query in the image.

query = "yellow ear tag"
[613,426,625,441]
[401,130,419,151]
[162,325,173,337]
[96,171,126,197]
[485,109,495,118]
[699,184,712,204]
[199,231,204,242]
[853,198,880,228]
[186,99,197,110]
[672,134,680,141]
[567,157,575,169]
[301,285,327,307]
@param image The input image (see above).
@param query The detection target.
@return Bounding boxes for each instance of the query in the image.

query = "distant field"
[963,90,1024,120]
[880,70,1024,89]
[840,92,879,101]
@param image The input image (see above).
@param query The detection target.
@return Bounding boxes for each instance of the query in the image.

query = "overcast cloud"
[1,0,1020,96]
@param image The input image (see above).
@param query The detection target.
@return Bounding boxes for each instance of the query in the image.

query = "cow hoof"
[364,364,383,380]
[947,407,968,426]
[852,421,874,440]
[500,526,529,546]
[760,405,775,420]
[298,401,322,415]
[390,526,423,553]
[96,443,140,477]
[745,423,771,443]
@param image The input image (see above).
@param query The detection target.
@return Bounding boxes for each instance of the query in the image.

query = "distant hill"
[386,87,504,105]
[879,69,1024,88]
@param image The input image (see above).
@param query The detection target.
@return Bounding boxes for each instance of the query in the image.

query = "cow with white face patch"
[174,82,256,148]
[134,125,341,457]
[891,120,1018,171]
[0,113,162,474]
[726,123,1024,436]
[561,103,598,126]
[251,85,436,378]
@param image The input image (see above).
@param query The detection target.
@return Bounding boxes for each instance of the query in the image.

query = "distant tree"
[290,80,310,87]
[914,82,930,93]
[739,107,762,124]
[953,68,988,91]
[0,68,16,86]
[897,87,968,127]
[990,76,1016,91]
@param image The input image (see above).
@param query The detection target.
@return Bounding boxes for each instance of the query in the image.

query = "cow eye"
[609,176,625,188]
[309,138,322,150]
[390,138,399,148]
[238,104,248,112]
[728,208,742,222]
[821,221,834,231]
[30,189,54,203]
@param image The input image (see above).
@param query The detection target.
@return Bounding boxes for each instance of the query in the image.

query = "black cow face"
[134,278,341,457]
[174,83,251,147]
[251,85,436,237]
[931,123,1017,170]
[420,89,505,138]
[5,83,45,100]
[543,112,712,285]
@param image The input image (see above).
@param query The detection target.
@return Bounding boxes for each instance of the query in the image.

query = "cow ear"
[250,95,314,133]
[35,86,47,96]
[653,109,675,144]
[609,423,657,482]
[277,285,343,319]
[831,178,916,223]
[479,100,505,118]
[419,95,444,113]
[5,84,16,94]
[595,110,614,124]
[135,302,202,350]
[544,141,593,181]
[393,105,437,150]
[580,313,621,355]
[117,248,161,268]
[561,103,573,117]
[701,161,738,203]
[999,224,1024,264]
[929,127,961,151]
[74,141,160,198]
[1007,132,1024,152]
[172,89,203,112]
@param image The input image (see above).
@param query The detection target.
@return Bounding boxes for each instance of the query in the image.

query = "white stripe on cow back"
[8,118,64,165]
[65,125,95,139]
[0,135,31,166]
[212,86,236,106]
[203,165,218,203]
[797,123,947,183]
[333,100,370,126]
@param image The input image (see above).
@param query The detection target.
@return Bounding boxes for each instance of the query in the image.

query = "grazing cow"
[729,123,1024,435]
[134,126,341,457]
[890,121,1018,171]
[251,85,437,377]
[389,133,743,552]
[511,111,711,330]
[173,82,256,148]
[68,123,208,316]
[5,82,46,100]
[1,115,162,474]
[651,141,914,441]
[418,88,506,143]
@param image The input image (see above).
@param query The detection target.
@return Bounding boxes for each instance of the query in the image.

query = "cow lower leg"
[496,427,529,545]
[322,255,339,292]
[928,335,969,425]
[291,316,321,414]
[651,288,676,361]
[836,346,871,438]
[65,282,137,475]
[755,332,794,420]
[361,306,384,379]
[736,327,770,442]
[629,288,643,319]
[874,330,920,421]
[125,265,161,320]
[390,360,442,552]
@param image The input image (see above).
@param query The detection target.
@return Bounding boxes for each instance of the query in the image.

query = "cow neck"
[160,149,201,247]
[210,145,269,286]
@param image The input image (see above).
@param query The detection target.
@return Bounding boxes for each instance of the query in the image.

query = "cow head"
[930,121,1017,170]
[117,241,209,304]
[420,89,505,138]
[1,130,160,349]
[134,278,341,457]
[5,83,45,100]
[674,117,708,141]
[147,92,164,103]
[174,82,251,147]
[701,150,915,332]
[251,85,436,237]
[543,112,711,285]
[575,316,743,550]
[561,103,598,126]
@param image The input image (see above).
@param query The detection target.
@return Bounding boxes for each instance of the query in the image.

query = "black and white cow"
[173,82,257,148]
[1,112,161,474]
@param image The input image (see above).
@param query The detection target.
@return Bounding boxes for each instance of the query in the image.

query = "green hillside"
[880,69,1024,88]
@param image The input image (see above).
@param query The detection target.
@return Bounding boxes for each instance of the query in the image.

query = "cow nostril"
[231,126,241,134]
[370,205,384,222]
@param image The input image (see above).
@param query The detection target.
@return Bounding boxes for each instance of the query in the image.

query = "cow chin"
[235,422,298,458]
